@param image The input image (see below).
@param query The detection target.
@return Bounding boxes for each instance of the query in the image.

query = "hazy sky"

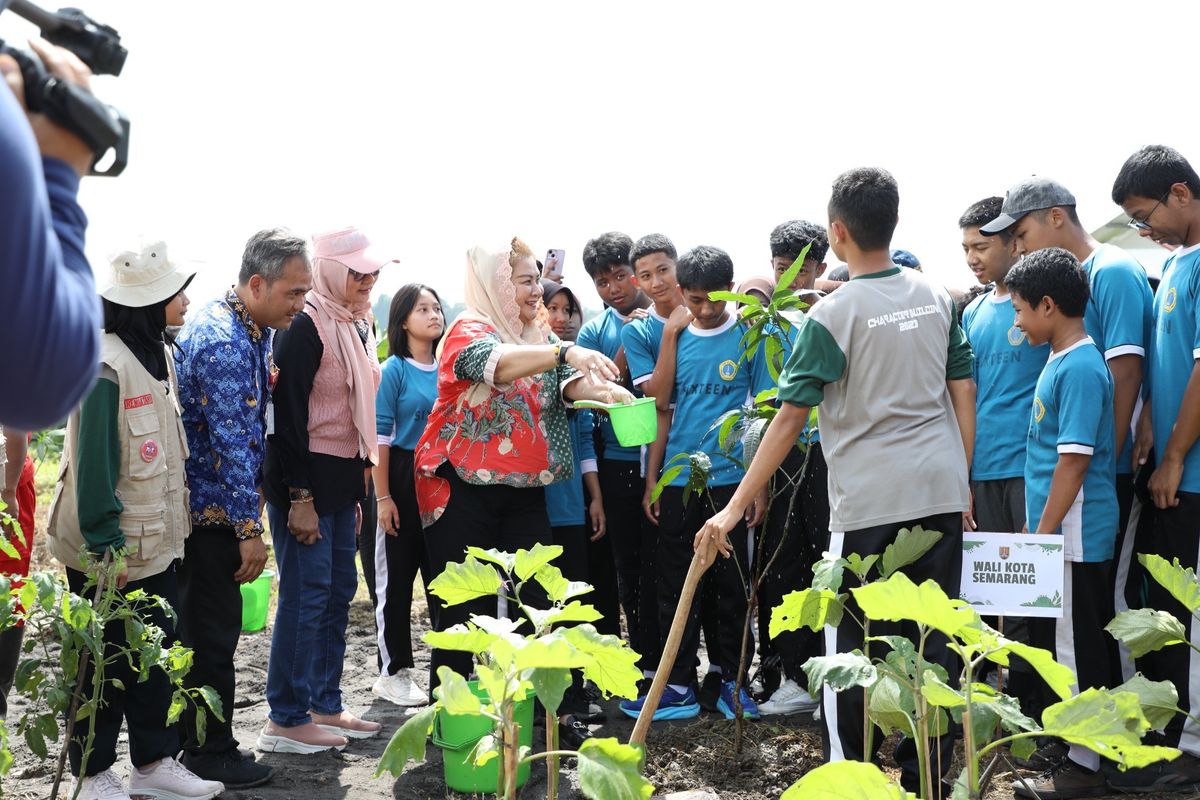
[5,0,1196,310]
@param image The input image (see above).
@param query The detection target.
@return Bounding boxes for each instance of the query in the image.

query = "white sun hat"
[100,239,197,307]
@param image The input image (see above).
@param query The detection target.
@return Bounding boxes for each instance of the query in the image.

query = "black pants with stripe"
[822,513,962,793]
[598,459,660,666]
[758,443,829,684]
[1027,559,1114,771]
[1140,491,1200,756]
[1107,474,1137,684]
[657,484,752,686]
[375,448,435,674]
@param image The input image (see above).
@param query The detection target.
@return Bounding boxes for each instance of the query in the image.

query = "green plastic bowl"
[433,681,532,793]
[239,569,275,632]
[575,396,658,446]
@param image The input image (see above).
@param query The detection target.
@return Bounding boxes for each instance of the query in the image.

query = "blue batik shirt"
[1150,243,1200,495]
[175,290,274,539]
[962,290,1050,480]
[1024,337,1118,562]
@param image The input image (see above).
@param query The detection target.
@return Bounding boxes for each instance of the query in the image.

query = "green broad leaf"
[195,707,207,747]
[651,466,684,503]
[920,673,964,708]
[709,290,762,306]
[781,760,915,800]
[465,546,517,574]
[530,667,573,716]
[514,542,564,581]
[513,632,590,671]
[1011,736,1038,761]
[470,615,526,637]
[1114,673,1180,733]
[1040,688,1174,767]
[851,572,977,639]
[772,245,812,302]
[0,720,10,777]
[0,534,17,560]
[427,556,502,607]
[801,651,877,697]
[741,417,768,468]
[475,661,519,706]
[199,685,224,722]
[423,623,498,654]
[25,724,46,759]
[526,600,604,631]
[1105,608,1188,659]
[845,553,880,582]
[869,675,916,737]
[770,588,843,639]
[880,526,943,578]
[167,692,186,726]
[577,737,654,800]
[562,625,642,700]
[812,553,848,592]
[533,564,594,604]
[470,732,501,766]
[34,712,57,744]
[958,623,1079,702]
[755,388,779,406]
[1139,553,1200,614]
[712,410,743,453]
[869,635,918,676]
[374,704,436,777]
[434,667,484,715]
[961,683,1037,744]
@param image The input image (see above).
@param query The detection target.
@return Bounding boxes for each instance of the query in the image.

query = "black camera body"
[0,0,130,176]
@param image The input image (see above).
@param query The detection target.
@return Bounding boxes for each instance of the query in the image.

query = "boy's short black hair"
[1112,145,1200,205]
[676,245,734,291]
[581,232,634,278]
[828,167,899,252]
[959,197,1014,241]
[770,220,829,263]
[630,233,677,268]
[1006,247,1090,317]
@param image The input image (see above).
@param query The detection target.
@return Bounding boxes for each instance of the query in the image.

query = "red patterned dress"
[414,318,580,526]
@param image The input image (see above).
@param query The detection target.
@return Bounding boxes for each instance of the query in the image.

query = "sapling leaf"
[435,667,484,715]
[374,704,436,777]
[1139,553,1200,614]
[530,668,572,716]
[772,245,812,302]
[0,535,17,560]
[869,675,916,737]
[765,335,784,382]
[870,635,917,676]
[514,543,565,581]
[1114,673,1180,733]
[199,685,225,721]
[471,615,527,637]
[741,418,768,468]
[781,760,915,799]
[801,651,877,698]
[708,291,761,305]
[845,553,880,582]
[561,625,642,700]
[513,632,590,671]
[533,564,593,604]
[167,692,186,725]
[957,623,1077,701]
[526,601,604,630]
[651,466,684,503]
[427,556,502,607]
[577,737,654,800]
[470,732,501,766]
[465,546,516,575]
[770,588,843,639]
[1040,688,1178,767]
[1105,609,1188,659]
[880,526,943,578]
[195,706,207,746]
[812,552,848,592]
[851,572,977,639]
[1010,736,1037,761]
[920,673,964,708]
[423,623,498,654]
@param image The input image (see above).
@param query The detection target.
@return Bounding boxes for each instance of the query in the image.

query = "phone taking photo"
[544,249,566,281]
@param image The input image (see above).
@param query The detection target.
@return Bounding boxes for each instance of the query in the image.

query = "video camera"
[0,0,129,175]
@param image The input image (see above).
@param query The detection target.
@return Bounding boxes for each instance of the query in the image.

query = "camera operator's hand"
[0,38,94,176]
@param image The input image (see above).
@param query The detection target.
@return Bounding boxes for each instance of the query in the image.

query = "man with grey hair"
[173,229,312,787]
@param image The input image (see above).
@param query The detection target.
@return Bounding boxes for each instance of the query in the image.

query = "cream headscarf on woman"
[455,238,548,347]
[307,257,383,463]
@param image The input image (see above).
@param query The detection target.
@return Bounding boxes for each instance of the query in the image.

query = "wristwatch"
[557,342,574,365]
[288,487,314,503]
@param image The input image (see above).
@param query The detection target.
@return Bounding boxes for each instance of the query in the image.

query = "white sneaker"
[73,769,131,800]
[373,670,427,707]
[758,678,819,716]
[128,756,224,800]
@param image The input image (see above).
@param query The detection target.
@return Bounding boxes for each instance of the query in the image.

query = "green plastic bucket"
[576,396,657,446]
[239,569,274,632]
[432,681,533,794]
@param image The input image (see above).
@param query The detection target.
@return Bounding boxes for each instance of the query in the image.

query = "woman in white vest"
[47,242,224,800]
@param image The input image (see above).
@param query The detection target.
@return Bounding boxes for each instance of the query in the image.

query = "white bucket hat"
[101,240,197,307]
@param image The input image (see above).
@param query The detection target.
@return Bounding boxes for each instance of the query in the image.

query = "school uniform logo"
[140,440,159,462]
[1007,325,1026,346]
[718,360,739,381]
[1033,396,1046,424]
[1164,287,1178,314]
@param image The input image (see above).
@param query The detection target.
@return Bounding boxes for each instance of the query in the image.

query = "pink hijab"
[307,258,383,464]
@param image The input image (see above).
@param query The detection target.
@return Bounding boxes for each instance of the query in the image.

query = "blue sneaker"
[618,686,701,721]
[716,680,760,720]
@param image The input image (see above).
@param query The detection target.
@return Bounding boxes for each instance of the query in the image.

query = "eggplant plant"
[375,544,651,800]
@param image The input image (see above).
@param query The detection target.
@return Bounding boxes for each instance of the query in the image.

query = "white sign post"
[960,532,1064,619]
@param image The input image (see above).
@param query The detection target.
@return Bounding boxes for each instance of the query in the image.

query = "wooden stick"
[629,542,716,747]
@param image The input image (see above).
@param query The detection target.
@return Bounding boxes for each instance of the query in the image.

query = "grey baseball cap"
[980,177,1077,235]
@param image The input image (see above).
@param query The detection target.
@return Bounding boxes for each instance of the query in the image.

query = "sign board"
[960,532,1064,618]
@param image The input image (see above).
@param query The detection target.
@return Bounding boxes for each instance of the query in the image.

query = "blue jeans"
[265,502,359,726]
